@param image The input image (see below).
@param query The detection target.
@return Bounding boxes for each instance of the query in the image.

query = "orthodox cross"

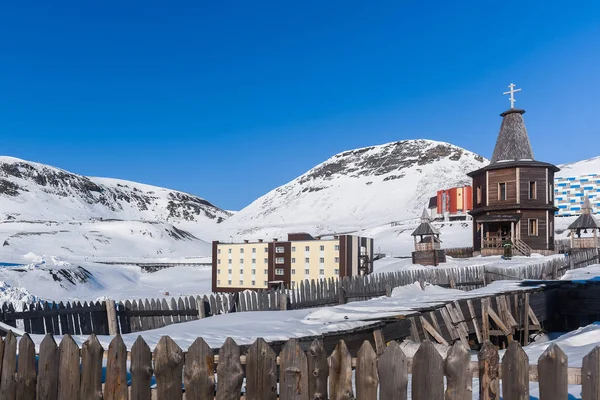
[503,83,521,109]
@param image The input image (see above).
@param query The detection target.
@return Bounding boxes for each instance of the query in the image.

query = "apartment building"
[554,174,600,216]
[211,233,374,292]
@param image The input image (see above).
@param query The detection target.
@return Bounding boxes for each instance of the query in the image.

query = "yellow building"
[212,233,374,292]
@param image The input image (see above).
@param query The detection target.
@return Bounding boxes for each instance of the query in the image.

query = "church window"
[498,183,507,201]
[528,219,538,236]
[529,181,537,200]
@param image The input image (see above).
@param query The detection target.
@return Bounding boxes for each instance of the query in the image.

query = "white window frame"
[275,268,284,275]
[275,257,284,264]
[275,246,285,253]
[528,219,539,236]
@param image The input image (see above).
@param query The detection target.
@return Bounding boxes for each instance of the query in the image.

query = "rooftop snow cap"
[490,109,534,164]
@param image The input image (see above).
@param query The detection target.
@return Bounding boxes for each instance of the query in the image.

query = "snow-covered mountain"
[0,156,230,259]
[558,156,600,177]
[219,139,488,241]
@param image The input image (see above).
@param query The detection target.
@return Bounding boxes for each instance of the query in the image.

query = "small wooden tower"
[567,196,600,250]
[411,208,446,266]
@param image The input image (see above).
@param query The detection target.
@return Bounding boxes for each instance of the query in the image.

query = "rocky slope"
[219,139,488,239]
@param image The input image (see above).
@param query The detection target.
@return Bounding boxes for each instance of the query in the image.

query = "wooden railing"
[0,332,593,399]
[513,237,532,256]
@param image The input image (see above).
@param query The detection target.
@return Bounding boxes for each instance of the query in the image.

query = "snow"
[558,156,600,178]
[561,264,600,281]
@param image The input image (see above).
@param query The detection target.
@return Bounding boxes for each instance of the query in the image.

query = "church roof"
[490,109,535,164]
[411,221,440,236]
[568,197,600,230]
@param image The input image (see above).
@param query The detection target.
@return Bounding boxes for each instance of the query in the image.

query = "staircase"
[512,238,532,257]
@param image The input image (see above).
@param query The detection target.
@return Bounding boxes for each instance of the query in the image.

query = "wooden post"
[106,299,118,335]
[373,329,386,355]
[523,293,530,346]
[385,284,392,297]
[279,293,288,311]
[412,340,444,400]
[338,287,346,305]
[501,341,529,400]
[538,343,568,400]
[481,298,490,343]
[445,342,473,400]
[478,341,499,400]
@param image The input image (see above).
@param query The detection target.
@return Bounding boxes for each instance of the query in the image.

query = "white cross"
[503,83,522,109]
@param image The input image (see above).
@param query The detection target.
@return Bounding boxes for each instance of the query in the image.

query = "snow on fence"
[1,249,599,337]
[0,332,593,399]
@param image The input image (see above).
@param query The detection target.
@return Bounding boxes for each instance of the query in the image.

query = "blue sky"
[1,1,599,211]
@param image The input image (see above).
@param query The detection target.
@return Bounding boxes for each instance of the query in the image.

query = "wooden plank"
[420,315,448,345]
[130,336,153,400]
[36,334,59,400]
[498,296,518,328]
[412,340,444,400]
[150,298,160,328]
[447,302,470,348]
[439,306,459,340]
[79,301,92,335]
[106,299,119,335]
[188,295,198,320]
[528,304,540,326]
[582,347,600,400]
[409,317,421,342]
[117,301,130,335]
[144,299,154,330]
[373,329,386,356]
[487,304,511,336]
[280,338,309,400]
[138,300,149,331]
[196,296,206,319]
[0,331,17,399]
[128,300,139,333]
[104,335,128,400]
[538,343,568,400]
[43,302,54,334]
[478,341,499,400]
[523,293,530,346]
[445,341,473,400]
[307,339,328,400]
[356,341,378,400]
[15,333,37,399]
[429,310,442,335]
[154,335,184,400]
[184,337,215,399]
[160,298,171,326]
[501,341,529,400]
[80,334,104,400]
[58,335,81,400]
[378,341,408,400]
[51,302,61,334]
[171,297,180,323]
[215,294,223,315]
[215,337,244,400]
[32,302,45,334]
[245,338,277,400]
[467,299,482,344]
[181,296,190,321]
[64,302,75,335]
[328,340,353,400]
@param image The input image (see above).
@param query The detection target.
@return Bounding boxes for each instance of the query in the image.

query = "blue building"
[554,174,600,216]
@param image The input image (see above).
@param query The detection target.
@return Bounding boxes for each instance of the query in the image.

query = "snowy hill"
[557,156,600,178]
[0,156,229,259]
[219,139,487,244]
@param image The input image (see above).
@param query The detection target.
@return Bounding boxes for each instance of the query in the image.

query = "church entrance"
[474,214,522,251]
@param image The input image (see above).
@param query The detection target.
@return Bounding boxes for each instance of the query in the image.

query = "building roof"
[568,197,600,230]
[428,196,437,208]
[490,109,534,164]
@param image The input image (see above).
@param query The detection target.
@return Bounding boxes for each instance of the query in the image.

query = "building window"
[252,280,256,286]
[549,183,554,201]
[240,248,244,254]
[228,248,232,254]
[276,246,285,253]
[320,245,324,251]
[264,247,268,252]
[305,257,310,263]
[477,186,482,204]
[264,269,268,274]
[275,257,284,264]
[239,269,244,275]
[228,280,232,285]
[334,269,339,275]
[239,280,244,285]
[334,245,340,251]
[264,258,268,264]
[291,257,296,263]
[334,257,339,263]
[498,183,507,201]
[275,268,284,275]
[217,249,221,254]
[252,248,256,253]
[528,219,538,236]
[217,259,221,264]
[251,269,256,275]
[264,281,268,286]
[217,269,221,274]
[228,269,232,274]
[291,269,296,275]
[305,269,310,275]
[228,259,232,264]
[240,259,244,264]
[319,257,325,263]
[319,269,324,275]
[292,246,296,252]
[529,181,537,200]
[217,279,220,285]
[305,246,310,251]
[252,259,256,264]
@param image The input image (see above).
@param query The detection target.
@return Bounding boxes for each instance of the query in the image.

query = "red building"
[436,186,473,217]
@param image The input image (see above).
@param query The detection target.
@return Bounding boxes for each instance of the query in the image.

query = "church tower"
[468,84,559,256]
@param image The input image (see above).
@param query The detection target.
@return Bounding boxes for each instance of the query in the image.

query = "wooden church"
[468,84,559,256]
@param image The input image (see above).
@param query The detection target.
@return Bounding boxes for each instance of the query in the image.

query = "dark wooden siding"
[488,168,517,206]
[472,172,486,207]
[519,210,548,250]
[518,167,547,207]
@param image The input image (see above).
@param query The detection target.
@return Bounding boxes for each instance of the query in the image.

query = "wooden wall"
[488,168,517,206]
[519,209,549,250]
[518,167,548,206]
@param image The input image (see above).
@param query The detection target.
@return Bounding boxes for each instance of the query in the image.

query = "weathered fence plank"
[184,337,215,399]
[36,335,59,400]
[412,340,444,400]
[105,335,128,400]
[328,340,353,400]
[246,338,277,400]
[582,346,600,400]
[378,341,408,400]
[445,341,473,400]
[501,341,529,400]
[280,338,309,400]
[154,336,184,400]
[356,341,378,400]
[307,339,328,400]
[479,340,500,400]
[80,334,104,400]
[216,337,244,400]
[58,335,81,400]
[538,343,568,400]
[0,331,17,400]
[15,333,37,399]
[130,336,153,400]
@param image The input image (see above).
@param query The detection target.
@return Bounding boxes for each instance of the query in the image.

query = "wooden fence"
[2,248,599,336]
[0,332,595,399]
[444,246,474,258]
